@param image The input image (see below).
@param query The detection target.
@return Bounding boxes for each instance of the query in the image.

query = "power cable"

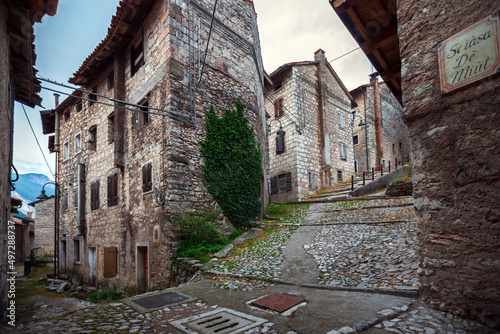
[329,47,361,63]
[21,104,55,178]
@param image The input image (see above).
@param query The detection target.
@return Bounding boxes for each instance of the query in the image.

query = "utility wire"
[21,104,55,178]
[329,47,361,63]
[198,0,218,82]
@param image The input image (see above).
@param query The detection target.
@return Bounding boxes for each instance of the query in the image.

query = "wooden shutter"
[286,172,292,191]
[103,247,117,278]
[270,176,278,194]
[95,181,100,209]
[107,176,112,207]
[142,163,152,192]
[113,173,119,205]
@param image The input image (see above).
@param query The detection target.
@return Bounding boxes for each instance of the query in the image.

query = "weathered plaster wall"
[398,0,500,328]
[33,198,55,256]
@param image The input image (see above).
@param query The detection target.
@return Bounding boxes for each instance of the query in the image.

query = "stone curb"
[201,272,420,298]
[321,203,414,212]
[301,220,416,226]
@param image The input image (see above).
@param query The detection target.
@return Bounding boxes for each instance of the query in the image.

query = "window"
[107,173,119,207]
[142,162,152,193]
[308,171,317,190]
[382,159,387,169]
[274,98,284,118]
[63,141,69,159]
[89,86,97,106]
[399,142,402,150]
[337,170,343,182]
[274,81,283,91]
[131,34,145,76]
[393,143,396,151]
[90,180,100,210]
[354,160,358,173]
[340,142,347,160]
[103,247,118,278]
[88,126,97,151]
[108,71,114,90]
[76,101,82,112]
[276,133,285,155]
[75,134,81,153]
[270,172,292,194]
[339,113,345,128]
[139,97,149,127]
[108,113,115,144]
[73,188,78,208]
[64,112,70,121]
[353,135,359,146]
[62,189,68,210]
[73,238,80,263]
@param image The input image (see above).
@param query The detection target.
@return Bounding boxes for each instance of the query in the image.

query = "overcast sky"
[13,0,373,179]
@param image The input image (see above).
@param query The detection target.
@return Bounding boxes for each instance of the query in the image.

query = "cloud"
[253,0,373,90]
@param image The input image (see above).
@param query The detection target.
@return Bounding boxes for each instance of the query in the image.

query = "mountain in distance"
[11,173,55,214]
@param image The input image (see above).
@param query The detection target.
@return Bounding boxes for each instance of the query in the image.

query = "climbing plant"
[200,99,263,228]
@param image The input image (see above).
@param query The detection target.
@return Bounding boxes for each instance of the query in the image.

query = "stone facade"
[398,0,500,328]
[351,75,411,172]
[45,0,268,293]
[265,50,356,202]
[31,197,55,256]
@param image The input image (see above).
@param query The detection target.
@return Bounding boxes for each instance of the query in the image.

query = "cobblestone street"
[2,198,496,334]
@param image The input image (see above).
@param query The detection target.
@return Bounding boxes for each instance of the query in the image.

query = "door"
[137,246,148,293]
[60,240,67,275]
[88,247,96,287]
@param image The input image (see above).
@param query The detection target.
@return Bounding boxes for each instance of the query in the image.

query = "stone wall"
[56,0,267,293]
[352,79,410,173]
[265,50,354,202]
[398,0,500,328]
[33,198,55,256]
[0,1,12,325]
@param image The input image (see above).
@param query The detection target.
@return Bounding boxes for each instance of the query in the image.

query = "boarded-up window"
[276,133,285,154]
[103,247,117,278]
[107,173,119,207]
[142,162,152,193]
[274,98,284,118]
[73,188,78,208]
[308,171,317,190]
[90,180,100,210]
[271,172,292,194]
[62,189,68,210]
[340,143,347,160]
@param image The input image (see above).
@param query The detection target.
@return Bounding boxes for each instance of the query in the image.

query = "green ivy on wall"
[200,99,263,228]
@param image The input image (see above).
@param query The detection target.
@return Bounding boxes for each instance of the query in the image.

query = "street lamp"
[268,118,285,136]
[351,113,365,127]
[37,181,59,279]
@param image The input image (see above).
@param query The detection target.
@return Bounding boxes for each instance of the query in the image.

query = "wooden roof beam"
[361,25,397,52]
[331,0,359,14]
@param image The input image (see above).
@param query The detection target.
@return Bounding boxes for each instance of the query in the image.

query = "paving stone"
[337,326,356,334]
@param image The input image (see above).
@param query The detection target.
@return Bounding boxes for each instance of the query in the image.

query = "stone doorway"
[88,247,96,287]
[137,246,148,293]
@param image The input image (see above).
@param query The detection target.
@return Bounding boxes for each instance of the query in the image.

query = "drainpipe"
[362,88,369,171]
[370,73,383,166]
[54,94,60,278]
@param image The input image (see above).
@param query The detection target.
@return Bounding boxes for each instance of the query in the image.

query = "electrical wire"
[198,0,218,83]
[329,47,361,63]
[21,104,55,178]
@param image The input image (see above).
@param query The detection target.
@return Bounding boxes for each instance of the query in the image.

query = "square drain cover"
[250,293,305,313]
[131,291,191,310]
[171,308,267,334]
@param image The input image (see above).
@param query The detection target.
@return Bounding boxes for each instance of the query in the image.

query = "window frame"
[270,172,292,194]
[88,126,97,151]
[103,247,118,278]
[73,238,81,264]
[339,113,345,129]
[90,180,100,211]
[131,32,145,77]
[139,97,150,127]
[108,113,115,144]
[75,133,81,154]
[340,142,347,160]
[63,140,70,160]
[274,98,284,118]
[276,133,285,155]
[107,173,119,207]
[61,189,69,211]
[353,135,359,146]
[89,86,97,106]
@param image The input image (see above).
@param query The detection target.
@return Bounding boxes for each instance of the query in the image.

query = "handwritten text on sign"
[438,13,500,94]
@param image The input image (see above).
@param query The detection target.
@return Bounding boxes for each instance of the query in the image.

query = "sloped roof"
[330,0,402,105]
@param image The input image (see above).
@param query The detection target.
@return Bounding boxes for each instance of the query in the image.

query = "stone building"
[40,0,268,292]
[350,74,410,172]
[331,0,500,328]
[265,50,357,202]
[29,196,55,257]
[0,0,58,325]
